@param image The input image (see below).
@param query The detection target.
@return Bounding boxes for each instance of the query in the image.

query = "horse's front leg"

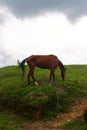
[49,68,55,83]
[49,73,52,81]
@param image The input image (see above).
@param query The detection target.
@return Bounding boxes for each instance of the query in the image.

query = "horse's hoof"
[34,81,39,86]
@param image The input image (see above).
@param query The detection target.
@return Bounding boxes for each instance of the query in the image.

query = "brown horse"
[21,54,66,85]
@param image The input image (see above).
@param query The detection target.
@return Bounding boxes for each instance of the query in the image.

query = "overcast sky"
[0,0,87,67]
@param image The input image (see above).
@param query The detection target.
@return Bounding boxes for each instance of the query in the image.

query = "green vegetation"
[0,112,23,130]
[0,65,87,129]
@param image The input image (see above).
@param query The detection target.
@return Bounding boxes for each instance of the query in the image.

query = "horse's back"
[27,54,58,69]
[28,54,57,61]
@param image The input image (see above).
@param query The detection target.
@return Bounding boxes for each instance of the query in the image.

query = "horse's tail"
[20,58,27,77]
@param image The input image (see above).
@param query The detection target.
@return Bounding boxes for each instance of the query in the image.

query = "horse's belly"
[36,64,50,69]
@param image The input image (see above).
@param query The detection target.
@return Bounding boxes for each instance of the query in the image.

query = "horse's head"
[61,68,66,81]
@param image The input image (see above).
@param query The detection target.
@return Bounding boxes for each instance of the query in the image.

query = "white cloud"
[0,10,87,67]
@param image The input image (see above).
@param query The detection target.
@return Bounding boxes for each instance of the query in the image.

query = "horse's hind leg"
[29,66,39,86]
[27,70,31,85]
[31,71,39,86]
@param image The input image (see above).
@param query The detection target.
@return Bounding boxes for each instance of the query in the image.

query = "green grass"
[0,65,87,129]
[0,65,87,106]
[0,112,24,130]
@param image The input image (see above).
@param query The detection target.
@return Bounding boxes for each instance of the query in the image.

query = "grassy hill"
[0,65,87,129]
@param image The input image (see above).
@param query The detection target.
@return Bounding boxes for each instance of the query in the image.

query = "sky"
[0,0,87,67]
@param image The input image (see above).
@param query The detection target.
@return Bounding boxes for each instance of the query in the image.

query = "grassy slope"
[0,65,87,94]
[0,65,87,129]
[0,65,87,108]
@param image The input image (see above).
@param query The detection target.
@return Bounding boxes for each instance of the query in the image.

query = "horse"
[20,54,66,85]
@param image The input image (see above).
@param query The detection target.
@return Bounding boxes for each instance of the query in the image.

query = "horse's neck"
[58,60,64,71]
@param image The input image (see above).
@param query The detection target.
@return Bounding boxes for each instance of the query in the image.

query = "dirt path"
[23,97,87,130]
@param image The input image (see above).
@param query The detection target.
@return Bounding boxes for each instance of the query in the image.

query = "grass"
[0,111,24,130]
[0,64,87,129]
[0,65,87,105]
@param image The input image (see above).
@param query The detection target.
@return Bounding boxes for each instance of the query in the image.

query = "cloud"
[0,49,11,67]
[0,1,87,67]
[0,0,87,21]
[0,11,87,67]
[0,6,8,24]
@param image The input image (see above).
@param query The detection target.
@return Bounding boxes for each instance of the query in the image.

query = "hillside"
[0,65,87,129]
